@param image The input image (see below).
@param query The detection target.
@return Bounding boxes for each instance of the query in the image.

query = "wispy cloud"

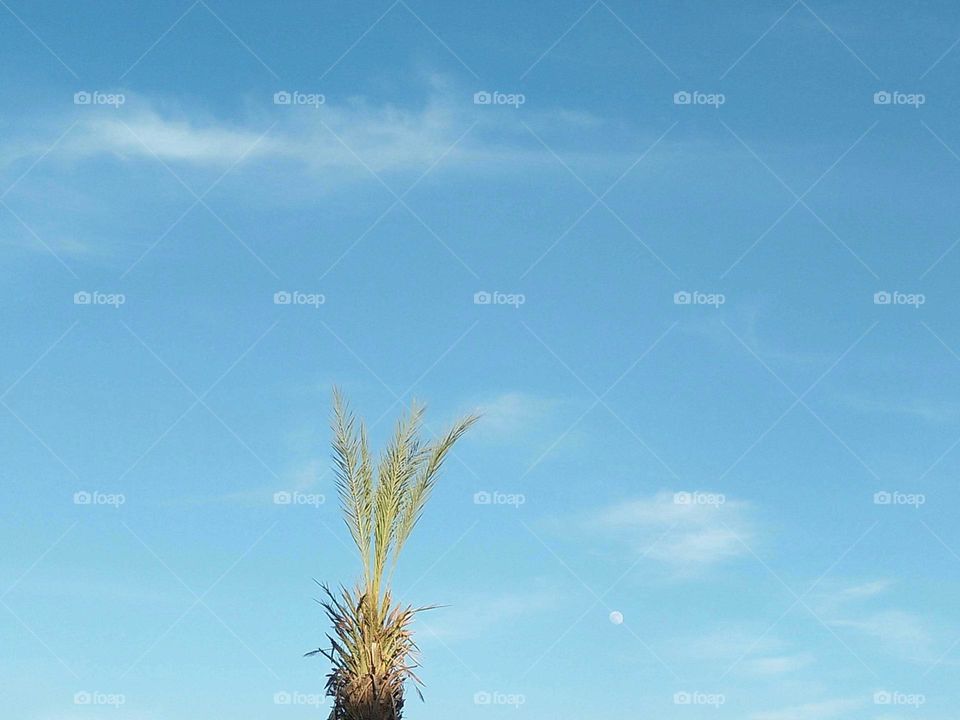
[742,653,815,675]
[841,393,960,424]
[684,623,785,661]
[678,623,813,676]
[470,392,561,440]
[813,579,936,661]
[750,697,864,720]
[592,490,756,571]
[681,302,835,368]
[58,97,458,174]
[0,80,678,271]
[0,231,94,259]
[5,83,623,185]
[832,609,933,660]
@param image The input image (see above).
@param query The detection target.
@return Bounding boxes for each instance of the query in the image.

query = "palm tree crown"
[307,389,477,720]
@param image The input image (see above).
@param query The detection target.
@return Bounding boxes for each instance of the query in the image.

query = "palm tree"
[307,388,478,720]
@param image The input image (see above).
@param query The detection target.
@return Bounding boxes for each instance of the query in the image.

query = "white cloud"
[832,610,933,660]
[833,579,892,602]
[56,98,455,175]
[0,80,671,269]
[681,303,833,368]
[10,84,618,184]
[79,110,279,164]
[0,232,94,260]
[471,392,559,439]
[842,393,960,423]
[593,490,755,569]
[813,579,935,661]
[678,624,812,676]
[750,698,864,720]
[684,624,784,662]
[743,653,815,675]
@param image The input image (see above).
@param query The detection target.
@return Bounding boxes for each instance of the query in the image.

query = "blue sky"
[2,1,960,718]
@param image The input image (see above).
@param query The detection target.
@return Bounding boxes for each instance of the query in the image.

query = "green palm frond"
[372,402,426,598]
[331,389,374,584]
[391,414,478,573]
[312,389,477,720]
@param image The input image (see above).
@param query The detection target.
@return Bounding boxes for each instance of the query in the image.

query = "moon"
[609,611,624,625]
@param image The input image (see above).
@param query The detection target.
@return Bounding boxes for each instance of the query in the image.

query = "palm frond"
[312,391,477,720]
[331,389,373,582]
[371,401,425,597]
[391,413,479,571]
